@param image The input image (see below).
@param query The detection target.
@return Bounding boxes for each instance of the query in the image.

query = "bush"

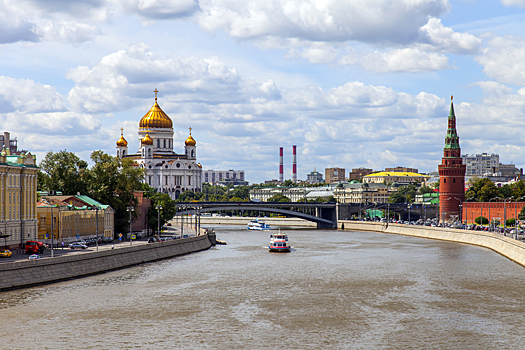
[474,216,488,225]
[506,218,516,227]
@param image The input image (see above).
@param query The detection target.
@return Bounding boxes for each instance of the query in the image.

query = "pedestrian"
[61,241,64,250]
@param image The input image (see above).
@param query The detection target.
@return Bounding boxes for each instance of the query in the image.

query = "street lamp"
[156,204,163,240]
[127,206,134,246]
[504,197,512,231]
[93,206,99,252]
[458,204,462,225]
[488,197,502,232]
[514,196,525,239]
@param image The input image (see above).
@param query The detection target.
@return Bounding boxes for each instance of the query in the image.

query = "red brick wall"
[462,202,525,224]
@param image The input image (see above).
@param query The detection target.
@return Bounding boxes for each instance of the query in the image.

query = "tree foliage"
[388,184,419,204]
[465,178,525,202]
[38,150,89,194]
[38,150,145,236]
[267,193,291,202]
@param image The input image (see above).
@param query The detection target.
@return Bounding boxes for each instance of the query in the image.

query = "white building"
[250,187,333,202]
[204,170,245,184]
[117,90,203,199]
[461,153,499,177]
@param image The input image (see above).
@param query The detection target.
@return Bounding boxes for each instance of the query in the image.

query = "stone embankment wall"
[0,234,214,291]
[339,221,525,267]
[197,216,316,227]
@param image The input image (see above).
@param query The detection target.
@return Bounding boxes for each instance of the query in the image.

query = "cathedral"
[116,89,203,199]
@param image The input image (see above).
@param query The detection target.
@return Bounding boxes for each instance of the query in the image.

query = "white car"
[28,254,41,260]
[69,243,88,250]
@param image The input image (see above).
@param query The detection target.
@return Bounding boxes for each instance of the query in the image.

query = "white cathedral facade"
[116,90,203,199]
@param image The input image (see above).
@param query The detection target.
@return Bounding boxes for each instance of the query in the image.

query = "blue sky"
[1,0,525,183]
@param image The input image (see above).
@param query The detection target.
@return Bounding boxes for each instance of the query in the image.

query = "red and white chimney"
[279,147,284,183]
[292,145,297,182]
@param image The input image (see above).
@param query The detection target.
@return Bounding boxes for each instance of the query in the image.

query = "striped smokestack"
[292,145,297,182]
[279,147,284,183]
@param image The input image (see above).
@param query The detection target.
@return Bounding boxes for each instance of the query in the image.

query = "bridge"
[175,202,338,228]
[175,201,440,228]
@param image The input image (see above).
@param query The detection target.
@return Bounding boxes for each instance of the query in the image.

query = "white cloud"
[0,76,65,113]
[195,0,450,45]
[340,47,450,73]
[419,18,481,54]
[119,0,199,20]
[475,36,525,86]
[499,0,525,7]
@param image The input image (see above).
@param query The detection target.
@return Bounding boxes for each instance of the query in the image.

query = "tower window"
[453,178,455,183]
[444,178,446,183]
[157,139,160,148]
[164,139,166,148]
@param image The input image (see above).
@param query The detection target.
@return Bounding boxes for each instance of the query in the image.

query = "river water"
[1,227,525,349]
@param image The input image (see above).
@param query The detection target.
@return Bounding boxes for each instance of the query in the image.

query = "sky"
[2,0,525,184]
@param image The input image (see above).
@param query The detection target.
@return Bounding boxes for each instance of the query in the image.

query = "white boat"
[268,232,291,253]
[247,219,271,231]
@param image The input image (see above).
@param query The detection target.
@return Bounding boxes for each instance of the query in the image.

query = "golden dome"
[142,133,153,145]
[116,128,128,147]
[139,89,173,130]
[185,127,196,146]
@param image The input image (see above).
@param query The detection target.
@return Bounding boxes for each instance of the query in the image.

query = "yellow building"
[363,171,430,185]
[0,147,38,250]
[37,196,113,245]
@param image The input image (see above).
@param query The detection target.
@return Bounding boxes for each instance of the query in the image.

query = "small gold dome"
[116,128,128,147]
[139,89,173,130]
[142,133,153,145]
[185,127,196,146]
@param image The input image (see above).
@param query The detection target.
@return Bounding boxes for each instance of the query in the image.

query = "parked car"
[0,249,12,258]
[147,237,158,243]
[28,254,41,260]
[69,243,88,250]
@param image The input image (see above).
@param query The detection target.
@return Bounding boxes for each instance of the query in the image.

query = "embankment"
[0,233,215,291]
[339,220,525,267]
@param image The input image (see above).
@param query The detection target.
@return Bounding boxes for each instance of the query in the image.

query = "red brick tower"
[438,96,466,223]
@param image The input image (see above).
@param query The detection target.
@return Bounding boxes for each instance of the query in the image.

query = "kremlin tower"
[438,96,466,223]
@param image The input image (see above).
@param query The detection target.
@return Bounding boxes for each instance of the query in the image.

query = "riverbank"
[339,220,525,267]
[0,232,215,291]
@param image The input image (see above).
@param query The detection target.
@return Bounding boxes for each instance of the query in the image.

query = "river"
[1,226,525,349]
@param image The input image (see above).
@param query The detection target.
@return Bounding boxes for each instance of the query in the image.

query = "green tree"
[267,193,291,202]
[417,185,435,195]
[519,206,525,221]
[388,184,418,204]
[38,150,89,194]
[465,178,499,202]
[88,151,145,235]
[147,192,178,234]
[506,218,516,227]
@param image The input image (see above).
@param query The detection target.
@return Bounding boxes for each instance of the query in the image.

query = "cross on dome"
[154,88,158,101]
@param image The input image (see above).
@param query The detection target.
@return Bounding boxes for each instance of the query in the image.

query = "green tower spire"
[444,95,460,150]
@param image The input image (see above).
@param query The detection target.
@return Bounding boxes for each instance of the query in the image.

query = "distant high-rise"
[325,167,345,184]
[438,96,466,223]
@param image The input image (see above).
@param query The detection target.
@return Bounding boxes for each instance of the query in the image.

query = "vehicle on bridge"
[247,219,271,231]
[269,233,290,253]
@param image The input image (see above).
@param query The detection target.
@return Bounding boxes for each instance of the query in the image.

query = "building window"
[164,139,166,148]
[157,139,160,148]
